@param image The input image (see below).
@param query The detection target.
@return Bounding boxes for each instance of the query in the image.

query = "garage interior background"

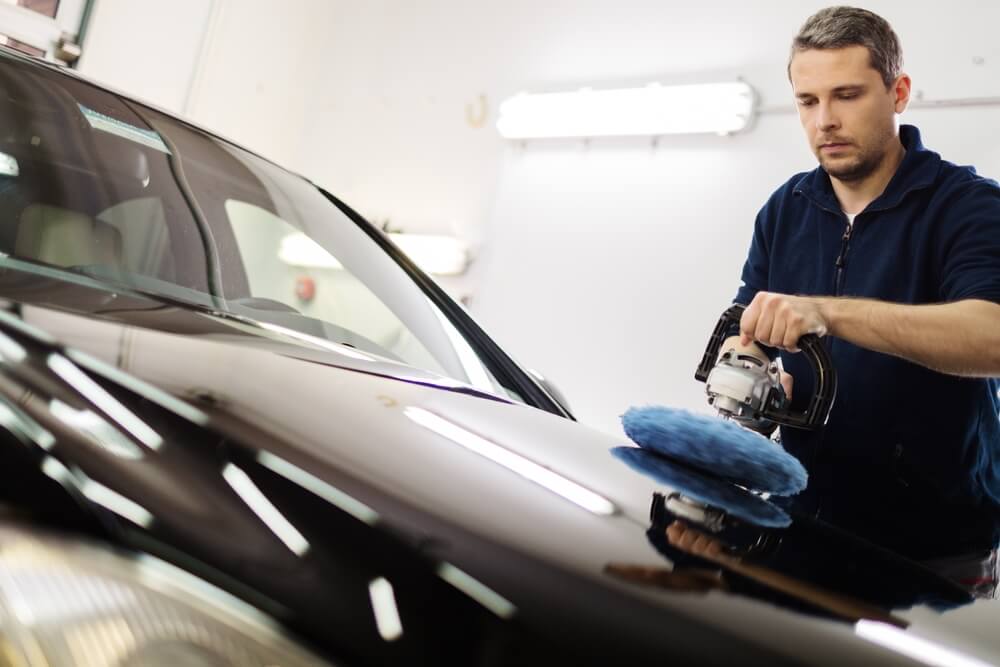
[75,0,1000,436]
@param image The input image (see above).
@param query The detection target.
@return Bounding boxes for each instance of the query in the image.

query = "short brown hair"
[789,6,903,87]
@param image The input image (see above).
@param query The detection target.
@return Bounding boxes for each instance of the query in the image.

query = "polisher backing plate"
[611,446,791,528]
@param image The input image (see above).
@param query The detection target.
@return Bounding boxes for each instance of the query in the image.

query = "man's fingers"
[740,292,767,345]
[667,521,725,560]
[770,315,788,350]
[754,302,776,347]
[739,293,830,351]
[690,532,715,555]
[784,324,802,352]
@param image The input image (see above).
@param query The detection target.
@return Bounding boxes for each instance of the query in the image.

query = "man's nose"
[815,101,840,132]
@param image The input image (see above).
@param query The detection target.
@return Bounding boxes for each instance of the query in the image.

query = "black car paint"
[0,273,978,667]
[0,297,791,666]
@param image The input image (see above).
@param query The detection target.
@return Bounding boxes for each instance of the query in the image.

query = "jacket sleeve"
[722,202,776,354]
[938,179,1000,304]
[734,203,773,306]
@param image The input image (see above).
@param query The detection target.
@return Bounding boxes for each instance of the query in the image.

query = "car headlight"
[0,522,332,666]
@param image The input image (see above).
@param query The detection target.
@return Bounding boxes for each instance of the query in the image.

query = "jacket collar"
[792,124,942,215]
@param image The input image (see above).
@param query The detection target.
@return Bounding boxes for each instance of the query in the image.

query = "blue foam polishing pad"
[621,406,807,496]
[611,447,791,528]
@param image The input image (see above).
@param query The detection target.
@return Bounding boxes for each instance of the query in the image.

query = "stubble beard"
[820,146,884,183]
[817,123,896,183]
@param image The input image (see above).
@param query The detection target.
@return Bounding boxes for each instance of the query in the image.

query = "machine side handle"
[769,333,837,429]
[694,304,746,382]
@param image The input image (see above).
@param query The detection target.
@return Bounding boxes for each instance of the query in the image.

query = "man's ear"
[892,74,911,114]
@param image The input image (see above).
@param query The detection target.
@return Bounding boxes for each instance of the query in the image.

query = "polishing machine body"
[695,304,838,431]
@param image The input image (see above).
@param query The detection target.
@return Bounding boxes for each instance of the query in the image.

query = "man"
[723,6,1000,591]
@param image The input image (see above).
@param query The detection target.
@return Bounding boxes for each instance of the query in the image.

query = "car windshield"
[0,54,525,402]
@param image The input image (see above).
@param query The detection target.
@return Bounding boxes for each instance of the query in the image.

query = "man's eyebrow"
[795,84,867,99]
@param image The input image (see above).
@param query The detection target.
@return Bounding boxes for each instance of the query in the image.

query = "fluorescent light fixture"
[256,451,379,525]
[222,463,310,557]
[855,621,994,667]
[404,407,616,516]
[368,577,403,641]
[437,563,516,619]
[497,81,756,138]
[278,231,469,276]
[47,354,163,451]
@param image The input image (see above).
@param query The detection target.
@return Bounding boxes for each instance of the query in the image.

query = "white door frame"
[0,0,90,62]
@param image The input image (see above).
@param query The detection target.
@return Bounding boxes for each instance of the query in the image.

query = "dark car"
[0,46,996,667]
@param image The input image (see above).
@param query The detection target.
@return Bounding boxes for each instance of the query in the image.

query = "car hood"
[0,295,997,666]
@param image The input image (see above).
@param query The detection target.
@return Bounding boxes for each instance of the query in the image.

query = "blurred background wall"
[77,0,1000,435]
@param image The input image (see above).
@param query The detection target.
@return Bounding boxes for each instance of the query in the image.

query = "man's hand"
[666,521,725,561]
[740,291,828,352]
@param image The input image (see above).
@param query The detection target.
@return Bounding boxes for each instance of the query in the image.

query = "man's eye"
[838,94,858,100]
[798,99,817,107]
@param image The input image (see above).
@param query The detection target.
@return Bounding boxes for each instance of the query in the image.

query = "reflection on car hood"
[0,297,997,666]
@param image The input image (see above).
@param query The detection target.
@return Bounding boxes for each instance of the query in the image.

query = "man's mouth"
[819,141,852,152]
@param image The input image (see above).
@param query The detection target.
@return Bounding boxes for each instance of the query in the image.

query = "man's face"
[789,45,907,182]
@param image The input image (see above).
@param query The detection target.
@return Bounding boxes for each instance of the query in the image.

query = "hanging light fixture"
[496,81,756,139]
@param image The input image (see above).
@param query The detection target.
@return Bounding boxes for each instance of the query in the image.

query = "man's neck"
[830,138,906,215]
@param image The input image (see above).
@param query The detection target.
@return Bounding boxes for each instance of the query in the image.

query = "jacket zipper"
[834,220,854,295]
[813,214,854,519]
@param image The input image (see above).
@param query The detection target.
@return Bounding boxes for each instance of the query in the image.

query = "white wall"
[76,0,213,113]
[181,0,336,168]
[78,0,335,169]
[78,1,1000,436]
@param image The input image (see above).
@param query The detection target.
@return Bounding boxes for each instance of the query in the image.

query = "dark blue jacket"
[735,125,1000,559]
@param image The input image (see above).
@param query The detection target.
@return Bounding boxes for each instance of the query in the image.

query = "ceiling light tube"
[497,81,756,139]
